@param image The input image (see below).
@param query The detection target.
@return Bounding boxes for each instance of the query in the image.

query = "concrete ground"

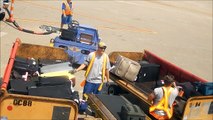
[0,0,212,118]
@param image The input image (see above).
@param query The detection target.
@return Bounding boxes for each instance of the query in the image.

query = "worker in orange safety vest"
[0,0,9,21]
[61,0,73,29]
[148,75,179,120]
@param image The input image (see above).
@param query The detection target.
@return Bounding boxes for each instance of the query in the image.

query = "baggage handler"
[61,0,73,29]
[148,75,179,120]
[0,0,9,21]
[71,42,111,100]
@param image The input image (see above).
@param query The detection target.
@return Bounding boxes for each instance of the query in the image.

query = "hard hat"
[98,42,107,48]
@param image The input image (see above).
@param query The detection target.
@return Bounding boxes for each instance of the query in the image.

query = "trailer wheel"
[108,84,119,95]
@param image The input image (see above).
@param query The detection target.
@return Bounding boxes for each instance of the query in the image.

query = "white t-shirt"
[153,87,178,108]
[84,52,111,84]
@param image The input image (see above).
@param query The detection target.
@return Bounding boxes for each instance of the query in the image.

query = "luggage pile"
[110,54,212,98]
[8,56,80,104]
[111,55,160,83]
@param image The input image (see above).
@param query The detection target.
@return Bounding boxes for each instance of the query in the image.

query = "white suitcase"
[111,55,141,81]
[40,62,73,73]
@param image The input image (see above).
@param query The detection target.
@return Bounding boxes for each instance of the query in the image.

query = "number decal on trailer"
[13,99,32,106]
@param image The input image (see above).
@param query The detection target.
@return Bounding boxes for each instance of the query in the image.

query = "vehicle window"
[80,33,93,45]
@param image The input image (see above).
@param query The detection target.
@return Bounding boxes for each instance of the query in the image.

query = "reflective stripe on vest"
[63,2,72,15]
[149,87,174,119]
[84,52,107,82]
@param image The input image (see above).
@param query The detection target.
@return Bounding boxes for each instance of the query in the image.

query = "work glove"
[105,81,110,87]
[70,69,77,74]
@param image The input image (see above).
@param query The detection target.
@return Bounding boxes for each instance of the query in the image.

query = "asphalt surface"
[0,0,212,119]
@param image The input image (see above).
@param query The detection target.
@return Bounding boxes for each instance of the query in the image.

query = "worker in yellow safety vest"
[61,0,73,29]
[71,42,111,100]
[148,75,179,120]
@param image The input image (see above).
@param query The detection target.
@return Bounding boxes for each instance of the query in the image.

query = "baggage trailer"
[0,92,78,120]
[0,39,78,120]
[107,51,213,120]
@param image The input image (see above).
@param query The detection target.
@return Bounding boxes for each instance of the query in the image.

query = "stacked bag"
[111,55,141,82]
[111,55,160,83]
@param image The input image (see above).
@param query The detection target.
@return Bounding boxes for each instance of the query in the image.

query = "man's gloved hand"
[70,69,77,74]
[105,81,110,87]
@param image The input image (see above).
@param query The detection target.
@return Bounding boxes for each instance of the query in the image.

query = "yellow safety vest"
[84,52,107,91]
[63,2,72,15]
[149,87,174,119]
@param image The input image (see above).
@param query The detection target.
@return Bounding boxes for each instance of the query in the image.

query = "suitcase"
[111,55,141,81]
[194,82,213,95]
[120,104,146,120]
[13,57,39,75]
[28,84,72,99]
[136,63,160,83]
[60,28,77,40]
[40,62,73,73]
[71,91,80,103]
[8,78,37,94]
[38,59,66,66]
[37,76,71,86]
[176,82,202,99]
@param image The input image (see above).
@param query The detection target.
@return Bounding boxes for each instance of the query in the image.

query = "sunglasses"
[98,46,106,49]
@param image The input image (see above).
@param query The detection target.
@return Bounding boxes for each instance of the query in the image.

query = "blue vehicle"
[50,21,101,64]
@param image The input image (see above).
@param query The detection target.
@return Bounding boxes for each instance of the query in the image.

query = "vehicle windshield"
[79,33,93,45]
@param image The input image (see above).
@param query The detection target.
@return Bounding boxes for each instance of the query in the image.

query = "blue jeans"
[83,82,101,94]
[61,15,72,25]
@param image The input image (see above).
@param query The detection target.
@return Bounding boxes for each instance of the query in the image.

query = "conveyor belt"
[110,73,153,105]
[87,94,152,120]
[133,81,155,95]
[96,95,129,120]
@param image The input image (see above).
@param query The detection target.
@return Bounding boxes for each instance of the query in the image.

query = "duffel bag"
[111,55,141,82]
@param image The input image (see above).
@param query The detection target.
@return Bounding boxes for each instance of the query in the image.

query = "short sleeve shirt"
[153,87,178,107]
[84,52,111,84]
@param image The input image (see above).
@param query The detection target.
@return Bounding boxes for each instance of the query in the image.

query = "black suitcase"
[8,78,37,94]
[37,76,71,86]
[121,104,146,120]
[60,28,77,41]
[28,84,72,99]
[13,57,39,75]
[177,82,202,99]
[136,63,160,83]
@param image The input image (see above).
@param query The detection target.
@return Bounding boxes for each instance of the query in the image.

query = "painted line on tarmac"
[0,32,7,37]
[14,17,58,25]
[15,1,157,34]
[115,0,142,6]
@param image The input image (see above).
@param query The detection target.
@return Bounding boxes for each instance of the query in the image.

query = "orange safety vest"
[149,87,174,120]
[63,2,72,15]
[81,52,107,91]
